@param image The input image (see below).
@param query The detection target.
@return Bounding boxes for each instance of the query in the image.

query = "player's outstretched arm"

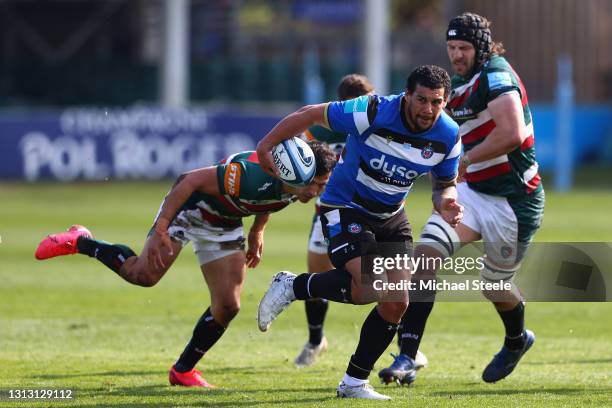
[256,103,328,176]
[148,167,220,269]
[155,167,220,229]
[246,213,270,268]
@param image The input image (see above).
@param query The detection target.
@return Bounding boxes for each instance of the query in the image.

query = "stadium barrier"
[0,107,278,181]
[0,105,610,181]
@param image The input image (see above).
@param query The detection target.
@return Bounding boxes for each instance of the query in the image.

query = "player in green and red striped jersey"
[294,74,375,368]
[35,141,336,388]
[382,12,545,385]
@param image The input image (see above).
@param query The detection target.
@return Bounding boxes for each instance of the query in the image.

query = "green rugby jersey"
[178,151,296,227]
[448,55,541,197]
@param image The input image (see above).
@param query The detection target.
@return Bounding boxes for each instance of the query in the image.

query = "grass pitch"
[1,181,611,407]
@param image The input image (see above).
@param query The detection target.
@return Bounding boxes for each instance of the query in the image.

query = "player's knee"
[480,260,518,286]
[216,301,241,324]
[479,259,522,303]
[136,273,162,287]
[121,258,166,287]
[379,301,408,321]
[481,287,499,302]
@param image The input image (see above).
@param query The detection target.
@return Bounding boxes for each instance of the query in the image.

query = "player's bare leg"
[381,222,480,385]
[203,252,246,326]
[170,250,246,387]
[258,254,409,400]
[118,235,183,287]
[35,225,182,287]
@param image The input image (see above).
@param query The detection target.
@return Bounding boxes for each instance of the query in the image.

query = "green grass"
[1,181,611,407]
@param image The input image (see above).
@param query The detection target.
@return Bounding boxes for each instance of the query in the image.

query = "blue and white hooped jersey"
[320,93,461,218]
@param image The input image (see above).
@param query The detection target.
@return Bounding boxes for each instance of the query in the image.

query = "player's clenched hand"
[440,197,463,228]
[246,229,264,268]
[256,140,279,177]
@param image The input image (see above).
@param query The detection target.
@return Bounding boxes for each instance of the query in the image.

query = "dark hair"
[308,140,337,177]
[337,74,374,101]
[405,65,451,98]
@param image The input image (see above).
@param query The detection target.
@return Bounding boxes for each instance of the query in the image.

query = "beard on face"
[410,111,435,132]
[452,58,473,75]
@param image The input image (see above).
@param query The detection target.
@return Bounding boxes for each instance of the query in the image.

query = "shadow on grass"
[523,358,612,365]
[34,365,282,380]
[35,370,167,379]
[430,387,603,397]
[67,398,332,408]
[65,385,334,407]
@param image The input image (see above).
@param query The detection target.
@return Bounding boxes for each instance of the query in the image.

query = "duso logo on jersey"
[224,163,241,197]
[370,154,420,181]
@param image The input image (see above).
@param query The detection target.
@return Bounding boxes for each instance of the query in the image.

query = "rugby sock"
[341,373,368,386]
[292,270,353,304]
[398,301,435,359]
[305,299,328,345]
[174,307,226,372]
[76,237,135,274]
[346,307,398,380]
[498,302,526,350]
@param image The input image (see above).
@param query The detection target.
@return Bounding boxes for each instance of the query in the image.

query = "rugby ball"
[271,137,316,187]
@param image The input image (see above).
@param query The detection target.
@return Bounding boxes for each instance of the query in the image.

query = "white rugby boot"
[294,337,328,368]
[257,271,297,332]
[336,381,391,400]
[415,349,429,370]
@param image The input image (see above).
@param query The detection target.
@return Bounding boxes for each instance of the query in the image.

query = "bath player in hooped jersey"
[256,65,463,400]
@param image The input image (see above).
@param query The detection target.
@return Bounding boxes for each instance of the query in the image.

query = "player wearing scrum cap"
[381,12,545,385]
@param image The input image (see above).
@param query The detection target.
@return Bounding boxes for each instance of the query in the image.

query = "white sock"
[342,373,369,387]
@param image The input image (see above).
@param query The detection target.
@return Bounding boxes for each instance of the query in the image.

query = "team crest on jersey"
[421,143,434,159]
[347,223,362,234]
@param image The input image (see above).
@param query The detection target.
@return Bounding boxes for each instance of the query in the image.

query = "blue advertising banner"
[0,105,609,181]
[0,107,281,181]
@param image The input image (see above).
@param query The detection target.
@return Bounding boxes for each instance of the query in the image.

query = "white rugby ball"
[271,137,316,187]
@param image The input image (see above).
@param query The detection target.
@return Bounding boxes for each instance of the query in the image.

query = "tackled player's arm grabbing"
[148,167,220,269]
[458,92,527,177]
[246,213,270,268]
[256,103,328,176]
[431,175,463,228]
